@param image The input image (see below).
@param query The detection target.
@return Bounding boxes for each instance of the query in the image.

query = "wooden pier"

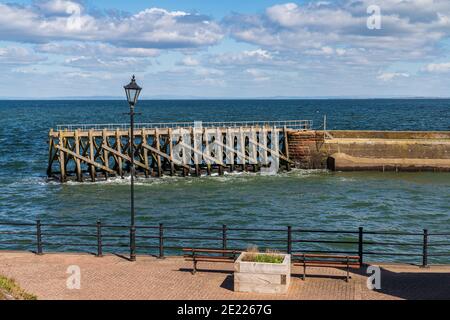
[47,120,312,182]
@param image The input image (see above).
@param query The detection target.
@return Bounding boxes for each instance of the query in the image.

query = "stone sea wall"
[288,130,450,172]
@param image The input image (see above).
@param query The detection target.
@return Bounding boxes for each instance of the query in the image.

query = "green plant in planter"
[242,246,284,264]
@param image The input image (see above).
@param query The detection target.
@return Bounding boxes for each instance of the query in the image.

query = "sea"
[0,99,449,263]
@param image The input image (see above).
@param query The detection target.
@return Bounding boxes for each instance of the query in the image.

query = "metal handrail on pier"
[56,120,313,131]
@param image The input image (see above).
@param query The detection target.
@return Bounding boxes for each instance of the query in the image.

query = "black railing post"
[36,219,43,255]
[222,224,227,255]
[158,223,164,259]
[287,226,292,254]
[96,219,102,257]
[422,229,429,268]
[130,226,136,261]
[358,227,364,266]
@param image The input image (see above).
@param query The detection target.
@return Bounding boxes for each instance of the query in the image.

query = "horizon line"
[1,96,450,101]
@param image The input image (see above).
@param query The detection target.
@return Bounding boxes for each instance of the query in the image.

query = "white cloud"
[178,56,200,66]
[0,46,46,65]
[305,46,347,56]
[377,72,410,81]
[226,0,450,65]
[36,42,160,57]
[36,0,83,16]
[2,1,450,97]
[64,56,151,72]
[424,62,450,73]
[209,49,275,66]
[243,49,273,60]
[195,67,224,77]
[0,1,223,48]
[245,68,270,81]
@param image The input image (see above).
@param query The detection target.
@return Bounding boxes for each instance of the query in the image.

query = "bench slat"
[183,248,241,254]
[185,258,235,263]
[292,253,360,260]
[293,259,359,264]
[293,262,360,268]
[184,255,235,260]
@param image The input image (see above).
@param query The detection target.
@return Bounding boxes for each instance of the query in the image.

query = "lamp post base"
[130,226,136,261]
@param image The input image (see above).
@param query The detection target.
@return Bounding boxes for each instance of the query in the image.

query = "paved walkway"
[0,251,449,300]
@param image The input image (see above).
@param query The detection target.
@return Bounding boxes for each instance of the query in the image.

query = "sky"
[1,0,450,98]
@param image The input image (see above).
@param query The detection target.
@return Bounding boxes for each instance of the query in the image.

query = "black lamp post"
[124,75,142,261]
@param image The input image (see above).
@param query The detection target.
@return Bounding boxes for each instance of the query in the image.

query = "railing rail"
[55,120,313,131]
[0,221,449,267]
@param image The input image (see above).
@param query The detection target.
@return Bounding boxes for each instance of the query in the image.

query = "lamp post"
[124,75,142,261]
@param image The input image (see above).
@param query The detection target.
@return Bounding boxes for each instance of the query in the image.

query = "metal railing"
[55,120,313,131]
[0,220,449,266]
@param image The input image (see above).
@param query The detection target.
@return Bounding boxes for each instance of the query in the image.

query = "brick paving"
[0,251,449,300]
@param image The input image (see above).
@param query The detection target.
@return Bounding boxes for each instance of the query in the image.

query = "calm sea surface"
[0,99,449,262]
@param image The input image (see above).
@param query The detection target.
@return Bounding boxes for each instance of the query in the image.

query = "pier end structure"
[48,122,450,182]
[47,120,311,182]
[288,130,450,172]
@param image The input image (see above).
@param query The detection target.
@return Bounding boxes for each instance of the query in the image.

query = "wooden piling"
[58,131,66,182]
[283,126,291,171]
[48,124,292,182]
[155,128,162,177]
[141,129,149,177]
[115,129,123,178]
[168,128,175,176]
[88,129,96,182]
[239,127,246,172]
[47,129,55,177]
[74,130,82,181]
[102,129,109,180]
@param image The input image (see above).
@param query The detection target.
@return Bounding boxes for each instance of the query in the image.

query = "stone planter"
[234,252,291,294]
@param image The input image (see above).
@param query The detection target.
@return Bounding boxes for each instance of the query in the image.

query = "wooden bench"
[183,248,241,274]
[292,253,361,282]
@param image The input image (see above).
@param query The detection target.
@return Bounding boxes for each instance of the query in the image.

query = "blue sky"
[1,0,450,98]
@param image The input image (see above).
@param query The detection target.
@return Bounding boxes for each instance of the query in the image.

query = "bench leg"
[192,260,197,275]
[346,267,349,282]
[303,264,306,281]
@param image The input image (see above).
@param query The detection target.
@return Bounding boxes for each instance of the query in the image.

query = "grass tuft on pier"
[0,275,37,300]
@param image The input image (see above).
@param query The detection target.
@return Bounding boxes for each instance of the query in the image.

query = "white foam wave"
[8,169,329,188]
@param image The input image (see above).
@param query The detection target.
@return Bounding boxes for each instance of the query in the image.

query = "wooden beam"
[226,128,234,172]
[47,131,55,177]
[102,144,149,171]
[203,128,212,176]
[141,143,191,170]
[63,133,70,176]
[88,129,96,182]
[239,127,247,171]
[248,137,294,164]
[55,145,115,174]
[283,126,291,171]
[74,130,82,181]
[115,129,123,177]
[141,129,149,177]
[217,128,224,175]
[168,128,175,175]
[155,128,162,177]
[58,131,66,182]
[178,141,227,168]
